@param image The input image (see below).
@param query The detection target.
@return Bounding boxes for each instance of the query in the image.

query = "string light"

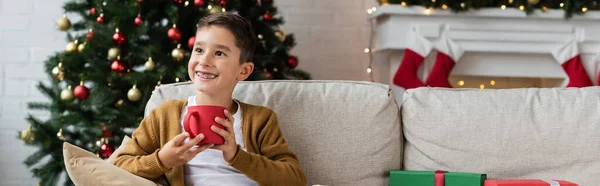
[442,4,448,9]
[372,7,377,12]
[366,11,376,82]
[460,3,465,8]
[367,9,373,14]
[424,8,432,15]
[542,6,548,11]
[480,84,485,89]
[582,7,588,12]
[175,77,180,82]
[221,7,226,12]
[509,0,513,4]
[458,80,465,86]
[490,80,496,86]
[401,2,407,6]
[501,5,506,10]
[208,5,212,9]
[560,3,564,7]
[519,5,525,11]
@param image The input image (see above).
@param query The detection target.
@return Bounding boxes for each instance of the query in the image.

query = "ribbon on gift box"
[542,180,560,186]
[435,170,448,186]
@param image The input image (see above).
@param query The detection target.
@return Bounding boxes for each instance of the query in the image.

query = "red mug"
[183,105,226,145]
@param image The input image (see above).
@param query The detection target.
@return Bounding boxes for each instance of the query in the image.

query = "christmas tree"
[19,0,310,185]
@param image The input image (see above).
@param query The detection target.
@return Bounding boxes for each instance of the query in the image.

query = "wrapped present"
[390,170,486,186]
[484,180,578,186]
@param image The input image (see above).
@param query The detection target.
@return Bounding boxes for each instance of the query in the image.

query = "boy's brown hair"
[197,12,257,64]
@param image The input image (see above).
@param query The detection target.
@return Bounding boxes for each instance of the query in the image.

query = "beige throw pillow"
[106,136,130,164]
[63,141,160,186]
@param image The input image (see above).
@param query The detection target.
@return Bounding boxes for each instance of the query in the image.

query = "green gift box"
[390,170,486,186]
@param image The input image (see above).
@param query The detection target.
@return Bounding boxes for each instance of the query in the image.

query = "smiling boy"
[113,12,306,186]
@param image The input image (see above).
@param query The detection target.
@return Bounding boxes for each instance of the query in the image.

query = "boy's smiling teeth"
[196,71,218,79]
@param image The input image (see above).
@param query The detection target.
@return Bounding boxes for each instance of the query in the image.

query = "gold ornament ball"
[65,41,78,53]
[78,42,86,52]
[61,86,75,102]
[127,85,142,102]
[56,15,71,31]
[171,45,185,62]
[20,125,35,143]
[57,128,65,140]
[145,57,156,71]
[209,5,223,14]
[275,30,286,42]
[107,47,120,60]
[527,0,540,4]
[51,63,65,81]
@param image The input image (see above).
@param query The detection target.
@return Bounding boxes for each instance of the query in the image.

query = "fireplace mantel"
[368,5,600,55]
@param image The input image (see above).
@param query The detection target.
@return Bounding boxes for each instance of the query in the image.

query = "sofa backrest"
[401,87,600,185]
[146,80,402,186]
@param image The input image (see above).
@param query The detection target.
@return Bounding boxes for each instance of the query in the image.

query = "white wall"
[278,0,375,80]
[1,0,65,185]
[0,0,374,185]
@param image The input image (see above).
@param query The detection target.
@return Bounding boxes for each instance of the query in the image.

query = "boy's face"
[188,25,254,96]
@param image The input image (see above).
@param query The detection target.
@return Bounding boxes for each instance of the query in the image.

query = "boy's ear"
[237,62,254,81]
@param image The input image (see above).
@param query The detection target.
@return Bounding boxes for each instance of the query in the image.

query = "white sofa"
[65,80,600,185]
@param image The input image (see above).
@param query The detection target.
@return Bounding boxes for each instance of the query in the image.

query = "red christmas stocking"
[552,40,593,87]
[425,29,464,88]
[392,27,433,89]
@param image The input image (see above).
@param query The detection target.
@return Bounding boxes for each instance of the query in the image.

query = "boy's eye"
[195,48,203,53]
[215,51,226,56]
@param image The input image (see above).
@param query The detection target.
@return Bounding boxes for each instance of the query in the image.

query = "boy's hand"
[211,109,238,162]
[158,132,213,169]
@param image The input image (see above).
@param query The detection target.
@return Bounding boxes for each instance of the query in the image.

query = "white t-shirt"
[180,96,258,186]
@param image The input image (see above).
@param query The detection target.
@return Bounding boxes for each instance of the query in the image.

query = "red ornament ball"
[90,8,96,15]
[103,131,113,137]
[111,60,126,73]
[100,143,114,158]
[287,56,299,69]
[219,0,227,6]
[173,0,182,3]
[86,31,94,40]
[96,15,104,23]
[168,27,182,41]
[74,85,90,100]
[112,32,126,46]
[263,12,272,21]
[134,16,143,26]
[188,36,196,49]
[194,0,205,6]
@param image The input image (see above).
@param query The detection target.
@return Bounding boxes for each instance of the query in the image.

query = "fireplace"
[368,5,600,99]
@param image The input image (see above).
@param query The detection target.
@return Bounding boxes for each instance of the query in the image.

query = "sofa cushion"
[401,87,600,185]
[63,142,160,186]
[146,80,402,186]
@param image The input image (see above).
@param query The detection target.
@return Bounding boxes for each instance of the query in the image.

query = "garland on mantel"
[376,0,600,18]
